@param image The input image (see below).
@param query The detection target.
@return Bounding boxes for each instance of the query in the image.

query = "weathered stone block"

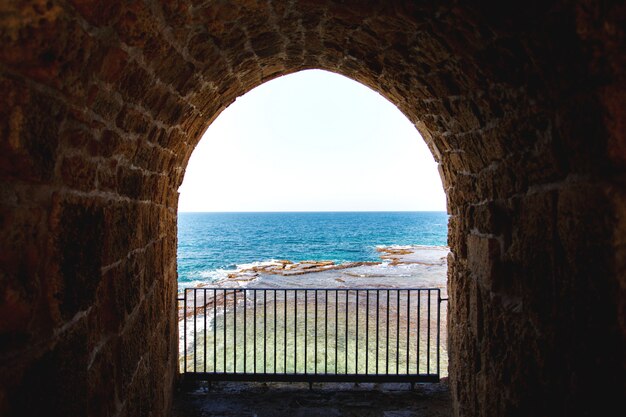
[89,86,124,121]
[467,234,500,291]
[69,0,122,27]
[54,199,104,320]
[0,78,64,182]
[117,62,155,105]
[8,319,89,417]
[97,159,119,192]
[116,106,152,135]
[87,337,119,417]
[116,165,144,199]
[59,155,97,191]
[102,202,136,265]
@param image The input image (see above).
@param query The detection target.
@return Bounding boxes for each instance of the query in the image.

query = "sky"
[178,70,447,212]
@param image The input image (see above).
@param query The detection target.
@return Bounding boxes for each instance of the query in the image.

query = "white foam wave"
[178,260,285,292]
[198,268,231,280]
[234,259,285,270]
[178,268,232,293]
[375,244,448,250]
[375,244,416,250]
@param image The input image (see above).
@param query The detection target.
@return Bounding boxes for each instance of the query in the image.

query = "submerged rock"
[182,246,449,289]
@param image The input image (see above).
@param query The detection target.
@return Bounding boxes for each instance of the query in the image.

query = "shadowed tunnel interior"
[0,1,624,416]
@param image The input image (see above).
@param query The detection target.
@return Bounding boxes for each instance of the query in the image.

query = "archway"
[0,1,622,417]
[176,69,450,389]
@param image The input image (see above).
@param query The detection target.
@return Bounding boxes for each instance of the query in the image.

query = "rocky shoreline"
[181,245,448,293]
[178,245,449,285]
[225,260,381,280]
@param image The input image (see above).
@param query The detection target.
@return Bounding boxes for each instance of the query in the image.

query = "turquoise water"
[177,211,448,286]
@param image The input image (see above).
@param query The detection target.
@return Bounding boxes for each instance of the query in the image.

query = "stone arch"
[0,1,623,417]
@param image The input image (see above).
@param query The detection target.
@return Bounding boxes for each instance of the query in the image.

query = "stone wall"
[0,1,623,416]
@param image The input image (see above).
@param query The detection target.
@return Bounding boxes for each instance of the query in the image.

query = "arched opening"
[178,69,446,214]
[176,70,450,391]
[0,2,622,417]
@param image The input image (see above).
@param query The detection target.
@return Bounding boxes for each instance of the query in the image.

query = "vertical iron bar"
[233,290,237,373]
[244,289,247,373]
[183,289,187,373]
[335,290,338,374]
[406,290,410,374]
[223,290,226,373]
[437,289,441,377]
[427,289,431,374]
[284,290,287,373]
[386,289,390,375]
[366,290,369,374]
[417,290,421,374]
[274,289,277,374]
[325,289,328,375]
[315,290,318,374]
[254,290,257,374]
[376,290,379,375]
[304,290,308,374]
[396,290,400,375]
[213,289,216,373]
[193,289,197,373]
[294,290,297,373]
[345,290,348,374]
[204,289,207,373]
[264,289,267,374]
[355,290,359,374]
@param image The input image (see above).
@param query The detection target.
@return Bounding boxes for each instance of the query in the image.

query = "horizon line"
[178,210,449,213]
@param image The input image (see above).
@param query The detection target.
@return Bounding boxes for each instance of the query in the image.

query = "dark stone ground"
[172,381,452,417]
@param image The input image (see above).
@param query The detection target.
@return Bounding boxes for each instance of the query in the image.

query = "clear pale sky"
[178,70,446,212]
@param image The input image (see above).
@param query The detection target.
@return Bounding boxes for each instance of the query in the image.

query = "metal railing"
[179,287,446,384]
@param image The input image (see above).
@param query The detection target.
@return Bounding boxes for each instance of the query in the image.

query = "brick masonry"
[0,1,624,416]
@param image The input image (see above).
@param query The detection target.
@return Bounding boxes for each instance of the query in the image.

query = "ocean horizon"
[177,211,449,289]
[178,210,447,213]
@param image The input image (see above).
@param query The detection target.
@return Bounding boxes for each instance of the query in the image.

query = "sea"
[177,211,448,290]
